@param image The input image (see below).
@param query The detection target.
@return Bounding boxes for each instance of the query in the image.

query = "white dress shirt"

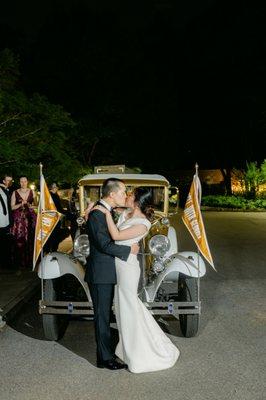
[99,199,112,211]
[0,187,9,228]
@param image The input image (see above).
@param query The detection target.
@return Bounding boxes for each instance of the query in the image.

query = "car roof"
[78,174,169,186]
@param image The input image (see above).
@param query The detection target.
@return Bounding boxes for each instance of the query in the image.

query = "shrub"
[201,195,266,210]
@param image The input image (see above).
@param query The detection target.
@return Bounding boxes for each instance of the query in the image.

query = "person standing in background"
[44,183,70,252]
[0,174,14,225]
[0,175,14,270]
[10,176,37,269]
[49,183,67,215]
[0,174,14,195]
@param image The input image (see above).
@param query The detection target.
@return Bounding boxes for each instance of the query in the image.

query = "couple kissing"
[84,177,179,373]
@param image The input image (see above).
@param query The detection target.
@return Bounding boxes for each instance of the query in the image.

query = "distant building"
[174,169,224,186]
[199,169,224,185]
[173,169,237,198]
[174,169,265,196]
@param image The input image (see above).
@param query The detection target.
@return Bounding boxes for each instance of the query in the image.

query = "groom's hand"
[130,243,139,255]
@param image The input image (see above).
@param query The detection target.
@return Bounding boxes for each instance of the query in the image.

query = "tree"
[69,117,119,168]
[0,49,83,184]
[244,160,266,198]
[220,167,232,196]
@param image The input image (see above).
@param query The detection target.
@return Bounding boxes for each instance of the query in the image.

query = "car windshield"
[82,185,165,213]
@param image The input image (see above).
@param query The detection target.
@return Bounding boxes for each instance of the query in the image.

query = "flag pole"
[195,162,199,176]
[195,162,201,308]
[39,162,44,301]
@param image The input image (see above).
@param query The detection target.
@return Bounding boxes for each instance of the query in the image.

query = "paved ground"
[0,212,266,400]
[0,270,39,329]
[0,236,71,328]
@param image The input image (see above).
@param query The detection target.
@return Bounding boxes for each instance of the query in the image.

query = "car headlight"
[152,260,165,274]
[74,234,90,257]
[148,234,170,257]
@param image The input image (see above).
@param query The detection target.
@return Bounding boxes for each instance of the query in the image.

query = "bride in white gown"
[94,187,180,373]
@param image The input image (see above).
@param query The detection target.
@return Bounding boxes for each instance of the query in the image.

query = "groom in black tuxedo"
[85,178,139,370]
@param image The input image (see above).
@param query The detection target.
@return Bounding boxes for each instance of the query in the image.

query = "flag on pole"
[33,173,60,269]
[182,170,215,270]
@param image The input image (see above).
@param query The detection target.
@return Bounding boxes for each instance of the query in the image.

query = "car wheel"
[42,279,69,341]
[178,273,199,338]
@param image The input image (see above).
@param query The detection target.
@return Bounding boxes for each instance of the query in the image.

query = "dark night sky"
[0,0,266,173]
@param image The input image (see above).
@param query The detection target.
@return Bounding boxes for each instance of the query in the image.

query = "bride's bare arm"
[105,212,147,240]
[94,205,148,240]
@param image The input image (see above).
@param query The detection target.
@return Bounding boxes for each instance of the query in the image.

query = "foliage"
[0,49,83,184]
[169,194,178,205]
[0,48,139,186]
[0,48,20,91]
[261,159,266,179]
[231,167,245,191]
[244,162,260,198]
[68,117,119,167]
[201,195,266,210]
[243,160,266,198]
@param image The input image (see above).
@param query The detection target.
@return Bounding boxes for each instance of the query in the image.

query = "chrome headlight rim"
[76,216,85,226]
[74,234,90,257]
[148,234,170,257]
[152,259,165,274]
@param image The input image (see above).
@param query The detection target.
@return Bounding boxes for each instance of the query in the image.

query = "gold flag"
[182,174,215,270]
[33,174,60,269]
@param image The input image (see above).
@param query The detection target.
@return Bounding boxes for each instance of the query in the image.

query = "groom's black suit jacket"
[84,205,131,284]
[0,185,13,227]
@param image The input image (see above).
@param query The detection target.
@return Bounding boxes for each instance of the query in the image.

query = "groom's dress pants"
[88,283,114,362]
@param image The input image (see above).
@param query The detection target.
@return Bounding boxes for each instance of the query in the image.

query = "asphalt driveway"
[1,211,265,400]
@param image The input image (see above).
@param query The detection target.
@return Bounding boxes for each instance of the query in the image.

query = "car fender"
[37,252,91,301]
[165,251,206,279]
[143,251,206,302]
[165,226,178,257]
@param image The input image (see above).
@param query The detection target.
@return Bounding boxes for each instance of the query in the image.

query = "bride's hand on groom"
[93,205,110,215]
[84,201,96,221]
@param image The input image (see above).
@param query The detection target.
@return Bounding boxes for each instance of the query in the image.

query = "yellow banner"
[182,175,215,270]
[33,175,60,269]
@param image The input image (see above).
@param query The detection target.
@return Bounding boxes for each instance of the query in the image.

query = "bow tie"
[110,207,119,222]
[110,207,116,215]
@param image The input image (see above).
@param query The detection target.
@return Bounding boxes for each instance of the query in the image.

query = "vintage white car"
[38,171,206,340]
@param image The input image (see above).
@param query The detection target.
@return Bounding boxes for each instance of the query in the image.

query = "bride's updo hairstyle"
[133,187,154,221]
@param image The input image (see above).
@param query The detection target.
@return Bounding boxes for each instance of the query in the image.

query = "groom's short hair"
[102,178,124,198]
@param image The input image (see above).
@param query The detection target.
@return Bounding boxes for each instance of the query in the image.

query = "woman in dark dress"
[10,176,37,269]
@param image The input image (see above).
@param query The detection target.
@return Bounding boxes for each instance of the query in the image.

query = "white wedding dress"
[114,212,180,373]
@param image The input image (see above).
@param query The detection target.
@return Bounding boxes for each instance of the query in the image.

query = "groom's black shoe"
[97,358,128,370]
